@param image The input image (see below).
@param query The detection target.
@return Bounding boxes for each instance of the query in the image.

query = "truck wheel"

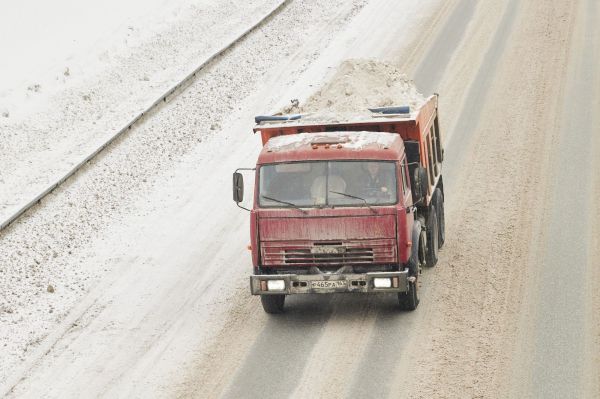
[398,277,419,311]
[432,188,445,248]
[425,207,439,267]
[261,294,285,314]
[409,220,423,276]
[418,224,427,266]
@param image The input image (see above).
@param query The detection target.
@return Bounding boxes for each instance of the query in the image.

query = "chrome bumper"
[250,269,411,295]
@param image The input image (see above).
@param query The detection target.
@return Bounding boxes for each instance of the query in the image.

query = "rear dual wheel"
[432,188,445,248]
[424,186,446,267]
[425,206,439,267]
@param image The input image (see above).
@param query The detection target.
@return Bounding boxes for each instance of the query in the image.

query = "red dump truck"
[233,95,444,313]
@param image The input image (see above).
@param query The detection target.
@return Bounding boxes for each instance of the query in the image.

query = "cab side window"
[400,158,409,196]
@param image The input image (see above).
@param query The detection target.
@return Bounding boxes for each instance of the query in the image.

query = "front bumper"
[250,269,411,295]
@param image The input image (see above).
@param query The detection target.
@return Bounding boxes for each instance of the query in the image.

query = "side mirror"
[233,172,244,203]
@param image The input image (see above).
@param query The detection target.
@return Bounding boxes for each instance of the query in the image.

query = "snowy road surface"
[1,0,600,398]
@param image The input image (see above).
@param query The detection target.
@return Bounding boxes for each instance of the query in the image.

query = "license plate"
[310,280,348,289]
[311,246,346,255]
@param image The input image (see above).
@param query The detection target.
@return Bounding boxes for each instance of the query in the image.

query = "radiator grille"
[284,248,374,264]
[261,239,396,267]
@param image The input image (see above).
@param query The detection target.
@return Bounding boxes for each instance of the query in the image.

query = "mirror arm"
[235,167,256,173]
[236,202,252,212]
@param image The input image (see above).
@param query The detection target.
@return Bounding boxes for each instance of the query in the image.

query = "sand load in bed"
[282,59,425,123]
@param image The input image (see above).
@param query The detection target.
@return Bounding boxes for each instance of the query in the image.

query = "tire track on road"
[441,0,518,187]
[589,101,600,397]
[339,1,486,396]
[413,0,476,95]
[401,0,578,396]
[220,298,334,399]
[525,0,600,396]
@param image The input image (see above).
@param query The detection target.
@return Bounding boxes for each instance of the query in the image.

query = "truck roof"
[257,131,404,164]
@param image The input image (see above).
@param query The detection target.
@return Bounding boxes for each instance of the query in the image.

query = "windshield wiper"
[261,195,307,214]
[329,191,377,214]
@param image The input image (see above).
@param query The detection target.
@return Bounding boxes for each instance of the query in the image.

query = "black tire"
[399,222,421,311]
[425,207,439,267]
[408,220,423,276]
[398,277,419,311]
[417,224,427,266]
[432,188,445,248]
[260,294,285,314]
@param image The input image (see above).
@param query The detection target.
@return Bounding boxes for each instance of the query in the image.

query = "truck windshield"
[258,161,397,208]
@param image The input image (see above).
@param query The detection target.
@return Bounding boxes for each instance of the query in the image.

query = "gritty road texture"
[2,0,599,397]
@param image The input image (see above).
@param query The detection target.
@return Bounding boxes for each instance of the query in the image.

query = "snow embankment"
[0,0,282,227]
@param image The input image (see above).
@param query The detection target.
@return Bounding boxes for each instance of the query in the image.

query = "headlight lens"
[373,277,392,288]
[267,279,286,291]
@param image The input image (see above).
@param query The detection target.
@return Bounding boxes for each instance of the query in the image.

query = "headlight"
[373,277,392,288]
[266,279,286,291]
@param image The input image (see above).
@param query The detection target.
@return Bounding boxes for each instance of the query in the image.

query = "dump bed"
[252,95,443,203]
[253,95,438,144]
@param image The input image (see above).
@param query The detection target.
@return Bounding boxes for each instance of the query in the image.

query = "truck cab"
[233,95,444,313]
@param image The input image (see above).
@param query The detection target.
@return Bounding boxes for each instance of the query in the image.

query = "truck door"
[398,157,414,263]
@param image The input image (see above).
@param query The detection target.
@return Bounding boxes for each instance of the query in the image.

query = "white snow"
[265,131,398,152]
[0,0,200,118]
[0,0,282,225]
[344,131,398,150]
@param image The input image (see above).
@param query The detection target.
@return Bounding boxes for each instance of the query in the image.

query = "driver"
[363,162,393,197]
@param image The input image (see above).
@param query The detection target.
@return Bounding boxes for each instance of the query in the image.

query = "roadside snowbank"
[0,0,225,120]
[0,0,281,227]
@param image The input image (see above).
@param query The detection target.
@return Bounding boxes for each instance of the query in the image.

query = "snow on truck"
[233,94,445,313]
